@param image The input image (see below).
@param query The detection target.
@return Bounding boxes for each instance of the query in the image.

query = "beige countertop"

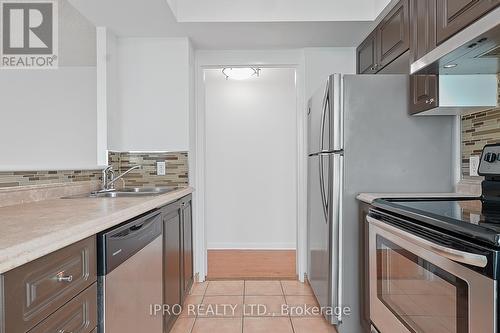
[0,187,193,274]
[356,192,478,204]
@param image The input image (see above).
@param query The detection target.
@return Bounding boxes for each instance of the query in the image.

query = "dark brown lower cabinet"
[181,196,194,301]
[436,0,500,45]
[409,75,439,114]
[2,237,96,333]
[163,201,182,332]
[162,194,194,333]
[29,284,97,333]
[359,202,371,333]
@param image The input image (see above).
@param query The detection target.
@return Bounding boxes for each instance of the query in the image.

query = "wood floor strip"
[207,250,296,279]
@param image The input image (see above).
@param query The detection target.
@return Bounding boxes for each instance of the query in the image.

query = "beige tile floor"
[171,280,338,333]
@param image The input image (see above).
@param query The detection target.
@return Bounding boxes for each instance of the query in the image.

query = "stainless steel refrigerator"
[307,74,455,333]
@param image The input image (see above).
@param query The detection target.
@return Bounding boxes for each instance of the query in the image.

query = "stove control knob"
[485,152,497,163]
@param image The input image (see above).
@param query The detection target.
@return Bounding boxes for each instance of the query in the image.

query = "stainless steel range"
[368,144,500,333]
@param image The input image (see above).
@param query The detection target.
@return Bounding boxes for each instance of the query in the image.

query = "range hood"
[416,74,498,116]
[411,7,500,75]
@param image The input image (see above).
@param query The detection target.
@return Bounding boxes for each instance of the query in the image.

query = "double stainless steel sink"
[63,187,179,199]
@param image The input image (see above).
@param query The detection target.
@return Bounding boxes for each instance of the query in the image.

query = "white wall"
[59,0,96,66]
[204,68,297,249]
[0,69,97,170]
[107,37,191,152]
[303,47,356,99]
[0,0,98,170]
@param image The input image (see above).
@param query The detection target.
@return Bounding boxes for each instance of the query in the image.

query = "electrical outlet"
[470,156,480,177]
[156,161,166,176]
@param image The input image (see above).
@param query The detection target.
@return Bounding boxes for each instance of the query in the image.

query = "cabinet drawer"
[28,283,97,333]
[4,236,96,333]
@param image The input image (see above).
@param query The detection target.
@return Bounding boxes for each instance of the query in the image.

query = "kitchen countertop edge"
[0,187,194,274]
[356,192,476,205]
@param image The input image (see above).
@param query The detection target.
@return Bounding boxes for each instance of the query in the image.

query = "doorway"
[202,67,298,279]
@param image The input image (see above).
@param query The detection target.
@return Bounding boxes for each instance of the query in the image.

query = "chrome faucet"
[101,165,141,191]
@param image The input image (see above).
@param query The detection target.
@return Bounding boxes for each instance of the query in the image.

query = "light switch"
[470,156,480,177]
[157,161,166,176]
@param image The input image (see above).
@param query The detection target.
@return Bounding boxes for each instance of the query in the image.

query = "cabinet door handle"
[56,272,73,282]
[58,330,73,333]
[425,98,435,104]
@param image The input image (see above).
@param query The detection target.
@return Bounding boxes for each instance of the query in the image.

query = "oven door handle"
[428,244,488,268]
[367,216,488,268]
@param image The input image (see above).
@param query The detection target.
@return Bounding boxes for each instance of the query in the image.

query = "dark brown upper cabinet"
[410,0,437,62]
[377,0,410,69]
[357,31,378,74]
[409,75,438,114]
[356,0,410,74]
[436,0,500,45]
[358,0,499,76]
[409,0,438,114]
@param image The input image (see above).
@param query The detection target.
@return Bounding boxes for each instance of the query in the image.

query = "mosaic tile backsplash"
[462,75,500,180]
[0,170,102,188]
[108,151,189,188]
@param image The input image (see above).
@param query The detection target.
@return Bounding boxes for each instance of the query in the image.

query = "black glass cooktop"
[373,198,500,247]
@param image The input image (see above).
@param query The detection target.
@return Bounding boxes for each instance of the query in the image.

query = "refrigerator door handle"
[308,150,344,157]
[319,154,328,222]
[320,78,330,153]
[319,78,330,222]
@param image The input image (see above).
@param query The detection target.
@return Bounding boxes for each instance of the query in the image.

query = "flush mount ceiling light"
[222,67,261,80]
[444,63,458,69]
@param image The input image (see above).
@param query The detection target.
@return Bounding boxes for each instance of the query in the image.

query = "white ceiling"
[167,0,391,22]
[68,0,389,49]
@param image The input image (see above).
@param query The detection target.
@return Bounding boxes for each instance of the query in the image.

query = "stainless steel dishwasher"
[97,210,163,333]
